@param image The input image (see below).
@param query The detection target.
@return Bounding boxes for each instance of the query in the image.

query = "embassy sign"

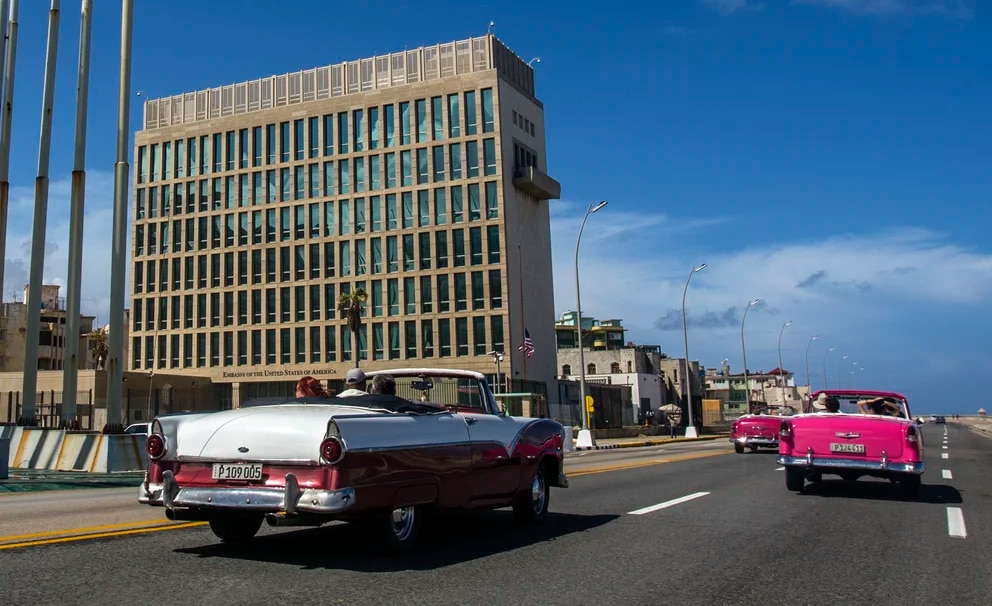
[221,368,339,379]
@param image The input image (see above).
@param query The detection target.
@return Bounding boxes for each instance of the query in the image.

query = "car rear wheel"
[734,443,744,454]
[371,505,425,555]
[785,467,805,492]
[208,514,263,543]
[513,467,550,524]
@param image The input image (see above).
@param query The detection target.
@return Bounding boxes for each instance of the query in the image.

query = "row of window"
[134,182,500,256]
[133,226,502,296]
[511,110,537,137]
[131,315,506,370]
[135,141,500,220]
[132,270,504,332]
[137,89,497,184]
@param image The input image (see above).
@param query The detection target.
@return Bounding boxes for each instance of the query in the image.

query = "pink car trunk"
[782,415,909,461]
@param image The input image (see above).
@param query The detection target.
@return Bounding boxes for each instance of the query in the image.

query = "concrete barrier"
[53,432,103,472]
[563,426,574,452]
[104,435,148,472]
[10,428,66,470]
[0,432,9,480]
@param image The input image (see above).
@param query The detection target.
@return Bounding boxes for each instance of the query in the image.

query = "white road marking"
[775,467,785,471]
[942,469,953,480]
[941,453,949,459]
[942,445,948,449]
[628,492,710,515]
[947,507,967,539]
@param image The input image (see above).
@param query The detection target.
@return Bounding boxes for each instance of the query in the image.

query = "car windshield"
[390,375,489,412]
[812,394,909,418]
[750,406,795,417]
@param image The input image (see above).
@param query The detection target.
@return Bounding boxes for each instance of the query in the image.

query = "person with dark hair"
[369,374,397,395]
[857,396,900,416]
[295,375,329,398]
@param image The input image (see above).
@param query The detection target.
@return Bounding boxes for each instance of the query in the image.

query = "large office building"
[132,34,561,407]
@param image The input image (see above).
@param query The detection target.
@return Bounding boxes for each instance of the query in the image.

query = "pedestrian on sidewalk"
[669,415,679,439]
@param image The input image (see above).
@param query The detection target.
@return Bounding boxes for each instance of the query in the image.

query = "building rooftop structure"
[142,35,537,132]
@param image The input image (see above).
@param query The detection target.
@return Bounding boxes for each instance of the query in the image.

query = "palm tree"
[337,287,368,367]
[87,326,110,370]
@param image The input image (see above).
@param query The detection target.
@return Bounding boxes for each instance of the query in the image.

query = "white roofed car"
[124,423,149,435]
[137,368,568,554]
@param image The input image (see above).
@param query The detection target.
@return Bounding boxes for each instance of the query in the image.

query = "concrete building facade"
[132,34,561,407]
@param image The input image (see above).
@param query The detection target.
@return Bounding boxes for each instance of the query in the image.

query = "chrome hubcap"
[390,506,415,541]
[531,474,546,514]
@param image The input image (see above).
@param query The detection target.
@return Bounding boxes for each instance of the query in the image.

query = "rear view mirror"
[411,379,433,391]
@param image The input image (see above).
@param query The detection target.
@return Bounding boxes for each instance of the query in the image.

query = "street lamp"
[528,57,541,66]
[681,263,706,438]
[146,369,155,423]
[837,355,848,388]
[740,298,761,413]
[777,320,793,406]
[487,350,504,394]
[575,200,607,445]
[804,335,819,398]
[822,346,835,391]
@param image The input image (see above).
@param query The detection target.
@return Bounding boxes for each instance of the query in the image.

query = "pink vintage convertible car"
[777,390,924,497]
[730,406,795,453]
[137,368,568,553]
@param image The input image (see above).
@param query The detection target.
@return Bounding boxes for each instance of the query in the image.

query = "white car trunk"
[174,405,380,462]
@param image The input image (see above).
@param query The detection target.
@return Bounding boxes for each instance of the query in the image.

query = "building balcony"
[513,166,561,200]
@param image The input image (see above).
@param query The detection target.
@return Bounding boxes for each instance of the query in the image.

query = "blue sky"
[1,0,988,413]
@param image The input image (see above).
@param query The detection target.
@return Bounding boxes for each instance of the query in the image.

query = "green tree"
[87,326,110,369]
[337,287,368,367]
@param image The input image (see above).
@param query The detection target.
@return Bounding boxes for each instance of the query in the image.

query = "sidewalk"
[572,434,728,451]
[0,470,144,494]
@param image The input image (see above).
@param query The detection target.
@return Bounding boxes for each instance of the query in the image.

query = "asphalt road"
[1,422,988,605]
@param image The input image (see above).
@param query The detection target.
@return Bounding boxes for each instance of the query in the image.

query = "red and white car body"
[138,368,567,552]
[730,407,791,453]
[777,390,924,497]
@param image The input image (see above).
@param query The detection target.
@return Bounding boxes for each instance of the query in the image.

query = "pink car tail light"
[146,434,166,460]
[779,421,792,437]
[319,436,345,465]
[906,425,918,443]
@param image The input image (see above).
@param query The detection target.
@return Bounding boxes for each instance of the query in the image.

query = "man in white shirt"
[337,368,369,397]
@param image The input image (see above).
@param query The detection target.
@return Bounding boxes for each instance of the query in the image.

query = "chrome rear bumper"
[777,455,924,475]
[732,436,778,445]
[139,470,356,515]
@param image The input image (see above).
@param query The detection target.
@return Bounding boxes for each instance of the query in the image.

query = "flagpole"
[517,242,526,381]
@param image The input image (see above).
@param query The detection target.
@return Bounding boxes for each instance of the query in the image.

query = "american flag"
[518,328,535,358]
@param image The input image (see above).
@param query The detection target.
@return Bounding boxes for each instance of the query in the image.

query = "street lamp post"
[681,263,706,438]
[777,320,793,406]
[575,200,607,447]
[837,355,848,388]
[740,299,761,413]
[804,335,819,399]
[146,369,154,423]
[487,350,504,394]
[822,347,835,391]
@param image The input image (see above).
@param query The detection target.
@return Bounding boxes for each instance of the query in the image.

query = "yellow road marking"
[0,519,188,543]
[568,450,732,477]
[0,522,205,550]
[1,448,733,550]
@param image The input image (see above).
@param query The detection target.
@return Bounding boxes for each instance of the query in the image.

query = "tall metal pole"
[106,0,134,432]
[61,0,93,429]
[821,347,834,391]
[680,263,706,438]
[836,354,848,389]
[0,0,15,304]
[20,0,61,426]
[575,200,607,433]
[776,320,792,406]
[804,335,818,398]
[740,299,760,413]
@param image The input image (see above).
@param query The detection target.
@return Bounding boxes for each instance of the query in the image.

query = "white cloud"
[792,0,974,18]
[3,170,129,327]
[700,0,763,14]
[549,200,992,391]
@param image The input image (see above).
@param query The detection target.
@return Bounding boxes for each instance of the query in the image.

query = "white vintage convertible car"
[138,368,568,553]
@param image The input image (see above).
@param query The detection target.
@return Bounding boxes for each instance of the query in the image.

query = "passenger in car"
[369,374,397,395]
[812,393,841,412]
[857,397,900,416]
[296,375,329,398]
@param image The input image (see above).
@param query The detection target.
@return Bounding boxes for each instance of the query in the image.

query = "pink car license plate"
[829,443,865,454]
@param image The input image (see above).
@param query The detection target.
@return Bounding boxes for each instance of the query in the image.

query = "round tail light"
[319,436,344,464]
[779,420,792,437]
[146,434,166,459]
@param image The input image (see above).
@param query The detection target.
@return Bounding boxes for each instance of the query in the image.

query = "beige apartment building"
[132,34,561,407]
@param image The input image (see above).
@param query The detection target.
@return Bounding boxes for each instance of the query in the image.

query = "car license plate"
[829,443,865,454]
[212,463,263,480]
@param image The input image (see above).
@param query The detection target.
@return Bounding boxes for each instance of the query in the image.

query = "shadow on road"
[798,479,963,504]
[175,510,618,570]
